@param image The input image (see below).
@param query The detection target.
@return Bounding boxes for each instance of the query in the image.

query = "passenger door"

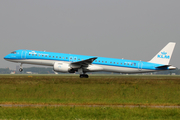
[21,50,27,59]
[138,61,143,71]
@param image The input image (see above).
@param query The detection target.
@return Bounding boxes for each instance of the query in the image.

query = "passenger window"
[36,54,37,56]
[117,62,119,64]
[32,54,34,56]
[53,56,54,58]
[110,62,112,63]
[99,61,100,62]
[74,58,76,60]
[105,61,107,63]
[78,58,80,60]
[63,57,64,59]
[124,63,126,65]
[49,56,51,57]
[95,60,97,62]
[66,57,68,59]
[56,56,58,58]
[29,54,31,55]
[114,62,115,64]
[102,61,103,63]
[42,55,44,57]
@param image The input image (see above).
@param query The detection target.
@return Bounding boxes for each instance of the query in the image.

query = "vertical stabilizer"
[149,42,176,65]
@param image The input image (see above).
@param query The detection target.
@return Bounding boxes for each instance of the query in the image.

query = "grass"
[0,75,180,105]
[0,75,180,119]
[0,106,180,119]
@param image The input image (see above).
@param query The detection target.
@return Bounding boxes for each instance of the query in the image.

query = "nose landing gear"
[19,68,23,72]
[19,63,23,72]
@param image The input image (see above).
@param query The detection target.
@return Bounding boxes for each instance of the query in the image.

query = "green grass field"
[0,106,180,119]
[0,75,180,119]
[0,75,180,105]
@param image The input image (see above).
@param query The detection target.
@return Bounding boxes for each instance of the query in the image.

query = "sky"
[0,0,180,69]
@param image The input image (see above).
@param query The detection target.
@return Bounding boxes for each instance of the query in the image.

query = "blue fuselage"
[4,49,171,73]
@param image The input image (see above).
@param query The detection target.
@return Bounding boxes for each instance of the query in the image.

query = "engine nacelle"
[53,62,75,73]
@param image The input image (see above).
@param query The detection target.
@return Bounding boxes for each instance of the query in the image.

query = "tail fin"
[149,42,176,65]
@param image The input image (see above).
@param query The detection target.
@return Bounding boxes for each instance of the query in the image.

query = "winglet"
[149,42,176,65]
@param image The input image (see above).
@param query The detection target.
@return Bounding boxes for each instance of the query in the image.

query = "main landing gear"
[19,63,23,72]
[79,74,89,78]
[78,68,89,78]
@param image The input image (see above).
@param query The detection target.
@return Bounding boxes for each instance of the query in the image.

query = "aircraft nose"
[4,54,10,60]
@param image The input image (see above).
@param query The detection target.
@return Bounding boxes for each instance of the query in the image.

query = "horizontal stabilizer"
[156,65,172,68]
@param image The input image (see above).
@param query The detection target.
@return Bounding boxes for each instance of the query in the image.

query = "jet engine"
[53,62,75,73]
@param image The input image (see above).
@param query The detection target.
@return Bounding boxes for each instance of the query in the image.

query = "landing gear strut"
[79,74,89,78]
[78,68,89,78]
[19,63,23,72]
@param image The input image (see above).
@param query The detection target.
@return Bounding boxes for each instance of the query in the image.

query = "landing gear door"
[21,50,26,59]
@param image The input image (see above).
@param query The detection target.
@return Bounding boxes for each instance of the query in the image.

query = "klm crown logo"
[161,52,167,55]
[157,51,170,59]
[29,51,37,54]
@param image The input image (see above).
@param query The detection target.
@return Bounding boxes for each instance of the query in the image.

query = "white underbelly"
[97,64,155,73]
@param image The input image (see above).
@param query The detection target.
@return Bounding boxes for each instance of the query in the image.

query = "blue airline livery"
[4,42,176,78]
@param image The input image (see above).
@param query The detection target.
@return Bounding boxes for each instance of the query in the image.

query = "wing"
[71,57,97,67]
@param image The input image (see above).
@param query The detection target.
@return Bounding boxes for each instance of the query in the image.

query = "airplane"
[4,42,176,78]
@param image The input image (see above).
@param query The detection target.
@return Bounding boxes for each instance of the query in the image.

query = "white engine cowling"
[53,62,71,73]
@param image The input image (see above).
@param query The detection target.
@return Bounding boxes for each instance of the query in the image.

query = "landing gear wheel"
[85,74,89,78]
[79,74,89,78]
[80,75,83,78]
[19,68,23,72]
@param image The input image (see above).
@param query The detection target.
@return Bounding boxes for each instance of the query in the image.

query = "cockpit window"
[11,51,16,54]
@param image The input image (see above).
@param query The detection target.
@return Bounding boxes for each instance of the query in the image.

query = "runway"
[0,104,180,108]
